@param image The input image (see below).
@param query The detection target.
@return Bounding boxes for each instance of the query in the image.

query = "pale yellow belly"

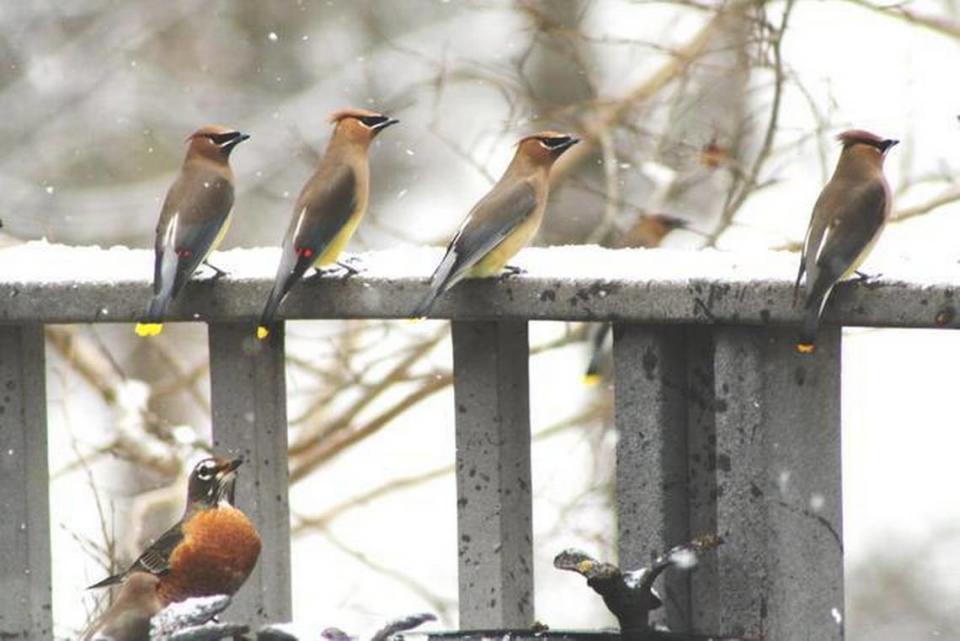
[466,215,541,278]
[203,210,233,261]
[315,212,363,267]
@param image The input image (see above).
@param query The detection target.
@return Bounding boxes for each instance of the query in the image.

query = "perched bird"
[256,108,399,339]
[794,130,898,353]
[583,214,687,384]
[412,131,579,318]
[135,126,250,337]
[88,457,261,607]
[80,572,162,641]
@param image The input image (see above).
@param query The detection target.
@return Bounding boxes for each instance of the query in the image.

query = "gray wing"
[154,169,234,297]
[443,179,537,281]
[814,180,887,281]
[411,179,537,317]
[284,163,357,256]
[796,178,886,301]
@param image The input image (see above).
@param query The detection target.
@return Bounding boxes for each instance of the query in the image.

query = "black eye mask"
[359,115,391,128]
[541,136,573,150]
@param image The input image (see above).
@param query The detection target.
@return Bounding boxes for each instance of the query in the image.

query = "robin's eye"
[196,460,217,480]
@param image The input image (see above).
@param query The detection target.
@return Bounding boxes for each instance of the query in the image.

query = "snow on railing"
[3,242,956,640]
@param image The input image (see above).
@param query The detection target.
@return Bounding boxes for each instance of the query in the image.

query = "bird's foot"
[202,260,228,280]
[310,258,365,280]
[498,264,526,280]
[310,265,339,279]
[853,270,883,288]
[335,257,365,279]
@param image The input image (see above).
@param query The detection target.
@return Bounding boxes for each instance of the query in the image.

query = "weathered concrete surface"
[0,324,52,640]
[452,321,533,629]
[615,324,843,640]
[209,323,292,625]
[0,243,956,327]
[613,325,690,629]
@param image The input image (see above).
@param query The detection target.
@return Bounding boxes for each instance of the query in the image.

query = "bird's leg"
[498,264,526,280]
[203,260,228,280]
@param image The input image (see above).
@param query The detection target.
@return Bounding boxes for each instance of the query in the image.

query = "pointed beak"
[221,132,250,153]
[885,138,899,149]
[222,457,244,474]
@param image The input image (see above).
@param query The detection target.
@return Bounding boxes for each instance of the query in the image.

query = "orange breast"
[158,506,261,605]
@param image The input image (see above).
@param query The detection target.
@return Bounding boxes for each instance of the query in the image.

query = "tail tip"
[256,326,270,340]
[582,372,601,387]
[795,342,815,354]
[135,323,164,337]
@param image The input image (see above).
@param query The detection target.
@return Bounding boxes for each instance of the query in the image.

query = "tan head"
[621,214,687,249]
[515,131,580,167]
[836,130,898,165]
[186,125,250,163]
[329,108,399,147]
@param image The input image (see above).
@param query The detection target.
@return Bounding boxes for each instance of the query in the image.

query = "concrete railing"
[1,242,956,640]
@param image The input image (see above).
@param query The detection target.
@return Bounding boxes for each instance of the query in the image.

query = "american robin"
[87,457,262,607]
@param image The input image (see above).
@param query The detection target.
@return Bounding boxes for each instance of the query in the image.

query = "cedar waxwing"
[412,131,579,318]
[135,125,249,337]
[583,214,687,384]
[80,572,162,641]
[794,130,898,353]
[256,108,398,339]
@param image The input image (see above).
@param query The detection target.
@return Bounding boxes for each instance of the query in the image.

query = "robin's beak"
[212,457,243,505]
[222,457,244,473]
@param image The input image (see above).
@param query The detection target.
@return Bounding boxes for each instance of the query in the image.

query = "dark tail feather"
[257,255,312,339]
[411,280,445,319]
[86,572,123,590]
[796,305,820,354]
[583,323,611,384]
[135,292,171,337]
[145,292,170,323]
[796,275,834,354]
[257,282,288,340]
[412,250,460,319]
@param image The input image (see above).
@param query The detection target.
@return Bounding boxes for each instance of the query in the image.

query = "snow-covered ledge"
[0,242,957,326]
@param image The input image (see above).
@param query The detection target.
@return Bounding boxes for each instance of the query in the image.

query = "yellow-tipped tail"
[582,373,601,387]
[795,342,815,354]
[256,326,270,340]
[135,323,164,337]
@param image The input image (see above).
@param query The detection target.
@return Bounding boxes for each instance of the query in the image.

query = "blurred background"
[1,0,959,639]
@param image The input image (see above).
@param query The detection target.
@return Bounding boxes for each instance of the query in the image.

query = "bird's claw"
[202,260,228,280]
[499,264,525,280]
[853,270,883,288]
[335,258,365,279]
